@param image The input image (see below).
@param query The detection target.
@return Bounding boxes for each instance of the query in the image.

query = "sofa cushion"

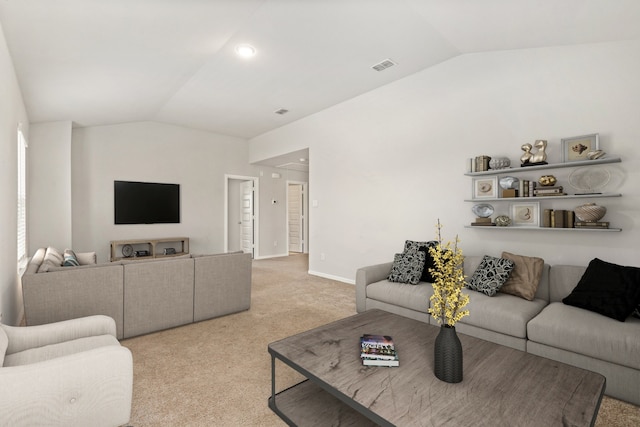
[458,290,547,338]
[63,249,80,267]
[499,252,544,301]
[37,247,64,273]
[528,302,640,370]
[388,251,425,285]
[562,258,640,321]
[467,255,515,296]
[404,240,438,282]
[366,279,433,313]
[2,335,120,367]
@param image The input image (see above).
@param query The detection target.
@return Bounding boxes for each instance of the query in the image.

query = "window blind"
[17,125,27,263]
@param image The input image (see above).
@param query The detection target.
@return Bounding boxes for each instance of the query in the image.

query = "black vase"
[434,325,463,383]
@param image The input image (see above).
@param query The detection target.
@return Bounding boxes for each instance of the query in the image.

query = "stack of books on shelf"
[360,334,399,367]
[517,180,547,197]
[471,217,495,226]
[533,186,567,197]
[575,221,610,229]
[542,209,575,228]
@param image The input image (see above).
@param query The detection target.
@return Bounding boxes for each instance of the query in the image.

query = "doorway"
[287,181,307,253]
[225,175,259,258]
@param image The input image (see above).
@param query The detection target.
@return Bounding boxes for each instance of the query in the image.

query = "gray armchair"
[0,315,132,427]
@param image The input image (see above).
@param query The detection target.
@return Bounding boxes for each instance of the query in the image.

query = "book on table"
[360,334,399,367]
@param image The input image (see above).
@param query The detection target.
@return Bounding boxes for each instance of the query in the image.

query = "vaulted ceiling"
[1,1,639,140]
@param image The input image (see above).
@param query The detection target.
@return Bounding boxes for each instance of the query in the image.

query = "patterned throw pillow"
[388,250,426,285]
[63,249,80,267]
[467,255,515,296]
[404,240,439,283]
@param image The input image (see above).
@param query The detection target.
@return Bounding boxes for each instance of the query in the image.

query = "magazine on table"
[360,334,399,367]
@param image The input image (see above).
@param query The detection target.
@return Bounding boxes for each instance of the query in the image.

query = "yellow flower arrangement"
[427,220,469,326]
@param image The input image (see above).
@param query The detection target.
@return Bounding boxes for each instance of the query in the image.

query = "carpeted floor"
[122,254,639,426]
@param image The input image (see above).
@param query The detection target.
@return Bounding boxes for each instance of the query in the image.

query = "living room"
[1,1,639,424]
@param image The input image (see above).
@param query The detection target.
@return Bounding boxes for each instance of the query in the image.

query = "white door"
[288,184,303,253]
[241,180,254,257]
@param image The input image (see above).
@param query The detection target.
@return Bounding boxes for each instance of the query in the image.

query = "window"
[17,124,27,264]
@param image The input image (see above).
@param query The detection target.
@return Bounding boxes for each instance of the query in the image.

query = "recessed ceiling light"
[235,44,256,58]
[299,158,307,162]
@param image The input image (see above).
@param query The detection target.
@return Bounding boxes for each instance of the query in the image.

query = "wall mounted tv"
[114,180,180,224]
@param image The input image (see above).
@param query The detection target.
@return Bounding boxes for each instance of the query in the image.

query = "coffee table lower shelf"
[269,380,377,427]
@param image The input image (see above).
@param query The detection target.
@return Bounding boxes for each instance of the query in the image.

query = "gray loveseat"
[356,254,640,406]
[22,248,252,339]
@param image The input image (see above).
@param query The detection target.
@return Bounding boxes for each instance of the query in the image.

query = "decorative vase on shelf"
[538,175,557,186]
[434,325,463,383]
[574,203,606,222]
[489,157,510,170]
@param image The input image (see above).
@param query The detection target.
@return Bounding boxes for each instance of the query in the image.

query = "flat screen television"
[114,180,180,224]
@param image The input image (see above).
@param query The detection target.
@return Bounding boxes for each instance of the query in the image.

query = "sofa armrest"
[1,315,117,355]
[0,345,133,427]
[193,252,252,322]
[355,262,393,313]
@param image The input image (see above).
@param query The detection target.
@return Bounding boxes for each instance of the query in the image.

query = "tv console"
[110,237,189,262]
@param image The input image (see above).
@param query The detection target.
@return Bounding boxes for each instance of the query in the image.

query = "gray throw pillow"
[388,251,426,285]
[37,247,64,273]
[467,255,515,296]
[76,252,97,265]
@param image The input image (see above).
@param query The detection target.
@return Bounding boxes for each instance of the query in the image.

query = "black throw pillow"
[562,258,640,322]
[404,240,439,283]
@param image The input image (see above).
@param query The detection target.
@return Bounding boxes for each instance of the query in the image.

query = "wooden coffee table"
[268,309,605,426]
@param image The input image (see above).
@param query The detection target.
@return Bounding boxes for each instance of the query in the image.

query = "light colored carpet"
[122,254,639,426]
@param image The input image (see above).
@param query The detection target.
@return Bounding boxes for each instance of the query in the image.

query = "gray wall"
[0,24,29,325]
[250,40,640,282]
[68,121,308,262]
[28,121,73,251]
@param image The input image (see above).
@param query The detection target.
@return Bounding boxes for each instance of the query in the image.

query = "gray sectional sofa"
[356,254,640,406]
[22,248,252,339]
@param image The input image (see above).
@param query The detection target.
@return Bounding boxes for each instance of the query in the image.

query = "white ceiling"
[1,0,639,142]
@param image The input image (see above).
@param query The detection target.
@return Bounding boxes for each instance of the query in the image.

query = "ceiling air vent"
[274,108,289,115]
[372,59,396,72]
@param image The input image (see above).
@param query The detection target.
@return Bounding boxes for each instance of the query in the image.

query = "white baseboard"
[254,252,290,260]
[308,270,355,285]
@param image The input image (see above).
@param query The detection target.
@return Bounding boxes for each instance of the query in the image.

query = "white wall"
[69,121,308,262]
[0,22,29,325]
[29,121,73,251]
[250,40,640,282]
